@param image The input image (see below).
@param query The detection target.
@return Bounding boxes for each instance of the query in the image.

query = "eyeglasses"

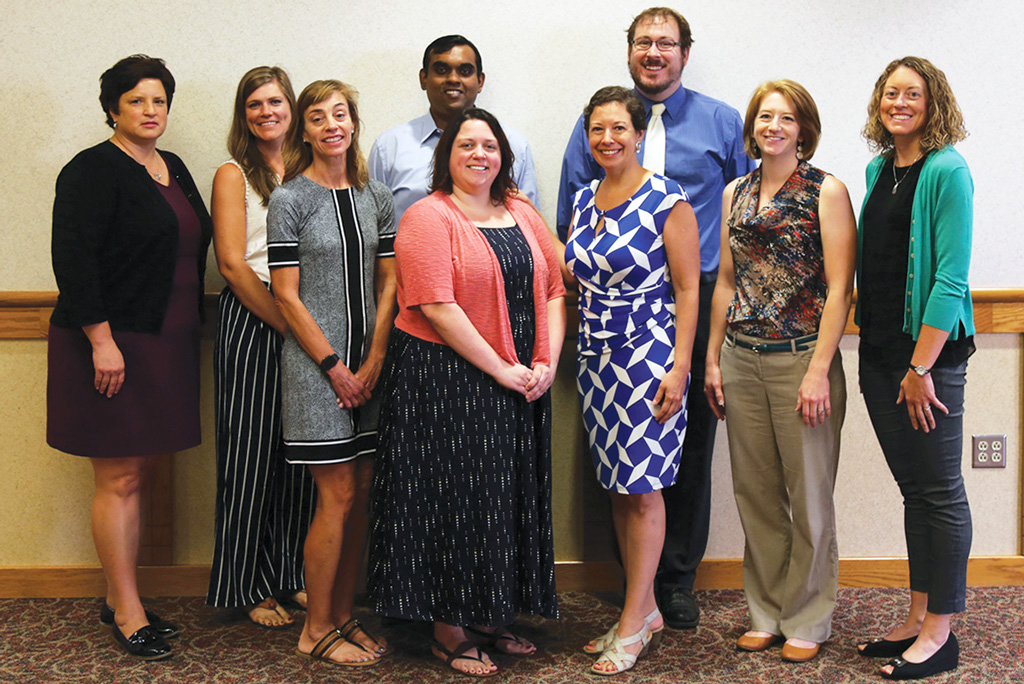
[631,38,681,52]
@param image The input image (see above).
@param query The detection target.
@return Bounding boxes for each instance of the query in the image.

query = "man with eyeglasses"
[369,34,539,225]
[556,6,753,631]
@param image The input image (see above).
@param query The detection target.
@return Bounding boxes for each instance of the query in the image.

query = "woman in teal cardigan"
[854,56,973,681]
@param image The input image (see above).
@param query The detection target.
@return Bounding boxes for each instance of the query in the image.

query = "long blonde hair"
[226,66,300,206]
[284,79,369,189]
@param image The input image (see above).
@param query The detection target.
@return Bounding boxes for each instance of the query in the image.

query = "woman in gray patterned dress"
[268,80,396,667]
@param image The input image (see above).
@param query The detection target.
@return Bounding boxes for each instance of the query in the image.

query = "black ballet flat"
[881,632,959,680]
[112,624,172,661]
[100,603,180,638]
[858,635,918,658]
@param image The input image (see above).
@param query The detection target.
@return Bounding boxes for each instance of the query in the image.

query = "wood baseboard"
[2,557,1021,599]
[554,556,1024,591]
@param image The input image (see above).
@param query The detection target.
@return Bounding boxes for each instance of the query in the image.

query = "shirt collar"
[411,112,444,145]
[634,85,688,120]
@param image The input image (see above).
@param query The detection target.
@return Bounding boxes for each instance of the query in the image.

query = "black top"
[859,154,973,368]
[50,141,213,333]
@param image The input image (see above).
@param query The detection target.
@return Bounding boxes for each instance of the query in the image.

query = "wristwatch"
[909,364,931,377]
[320,353,340,373]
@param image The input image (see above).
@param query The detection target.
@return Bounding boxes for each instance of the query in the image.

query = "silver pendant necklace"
[113,137,163,182]
[891,152,923,194]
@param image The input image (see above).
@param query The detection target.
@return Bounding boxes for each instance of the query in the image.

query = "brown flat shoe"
[781,640,820,662]
[737,632,783,652]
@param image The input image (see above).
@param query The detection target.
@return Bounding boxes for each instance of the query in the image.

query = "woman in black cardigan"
[47,55,212,661]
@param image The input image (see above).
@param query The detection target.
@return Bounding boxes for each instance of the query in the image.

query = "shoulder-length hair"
[284,79,369,188]
[743,79,822,160]
[227,66,299,206]
[863,56,968,156]
[429,108,517,205]
[99,55,175,129]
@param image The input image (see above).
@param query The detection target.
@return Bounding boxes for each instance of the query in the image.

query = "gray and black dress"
[267,176,395,464]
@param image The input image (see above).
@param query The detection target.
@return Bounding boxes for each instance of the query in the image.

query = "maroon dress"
[46,176,202,457]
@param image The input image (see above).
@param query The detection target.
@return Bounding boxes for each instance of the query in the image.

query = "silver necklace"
[113,138,163,181]
[891,152,923,194]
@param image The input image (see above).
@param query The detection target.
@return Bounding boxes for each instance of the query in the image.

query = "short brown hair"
[627,7,693,50]
[742,80,821,160]
[863,56,967,156]
[286,80,369,189]
[584,86,647,134]
[430,108,517,205]
[99,55,175,129]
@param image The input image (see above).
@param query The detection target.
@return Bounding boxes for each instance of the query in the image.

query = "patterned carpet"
[1,587,1020,683]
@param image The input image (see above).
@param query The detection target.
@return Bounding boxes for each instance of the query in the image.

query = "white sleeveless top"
[222,159,272,283]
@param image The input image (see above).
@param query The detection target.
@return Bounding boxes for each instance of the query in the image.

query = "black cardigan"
[50,141,213,333]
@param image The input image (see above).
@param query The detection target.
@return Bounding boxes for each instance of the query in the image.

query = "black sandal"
[432,639,498,678]
[465,626,535,655]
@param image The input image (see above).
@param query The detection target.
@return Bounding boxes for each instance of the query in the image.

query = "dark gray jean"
[859,357,972,614]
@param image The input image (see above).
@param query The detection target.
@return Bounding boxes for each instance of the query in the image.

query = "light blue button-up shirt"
[369,113,540,226]
[557,86,753,272]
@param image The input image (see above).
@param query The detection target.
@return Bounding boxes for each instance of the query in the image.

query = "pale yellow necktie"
[642,103,666,175]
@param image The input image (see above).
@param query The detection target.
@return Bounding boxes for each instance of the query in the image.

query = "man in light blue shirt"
[369,35,539,225]
[558,7,754,631]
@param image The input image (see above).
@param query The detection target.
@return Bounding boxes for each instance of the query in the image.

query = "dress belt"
[726,331,818,353]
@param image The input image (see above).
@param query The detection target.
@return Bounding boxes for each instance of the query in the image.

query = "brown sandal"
[295,629,379,667]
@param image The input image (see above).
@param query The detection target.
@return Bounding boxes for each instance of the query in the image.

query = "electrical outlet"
[972,434,1007,468]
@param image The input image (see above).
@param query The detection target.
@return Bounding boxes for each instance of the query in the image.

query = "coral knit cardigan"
[394,191,565,367]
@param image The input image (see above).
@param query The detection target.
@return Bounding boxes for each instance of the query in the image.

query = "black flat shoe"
[100,603,180,638]
[858,635,918,658]
[881,632,959,680]
[112,624,172,661]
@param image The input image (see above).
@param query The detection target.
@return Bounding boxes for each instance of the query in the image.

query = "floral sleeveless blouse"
[726,161,827,338]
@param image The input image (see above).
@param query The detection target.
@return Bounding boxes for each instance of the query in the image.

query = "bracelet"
[320,353,340,373]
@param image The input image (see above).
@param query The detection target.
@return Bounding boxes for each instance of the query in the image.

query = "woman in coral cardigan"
[368,107,564,678]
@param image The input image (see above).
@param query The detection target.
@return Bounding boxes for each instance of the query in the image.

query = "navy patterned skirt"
[368,226,558,626]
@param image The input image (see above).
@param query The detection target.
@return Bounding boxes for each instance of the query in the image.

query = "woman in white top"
[206,66,315,628]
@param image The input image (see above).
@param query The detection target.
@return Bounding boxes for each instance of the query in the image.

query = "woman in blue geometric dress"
[565,86,701,676]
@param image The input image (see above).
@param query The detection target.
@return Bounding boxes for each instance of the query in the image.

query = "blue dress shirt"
[557,86,754,272]
[369,112,540,226]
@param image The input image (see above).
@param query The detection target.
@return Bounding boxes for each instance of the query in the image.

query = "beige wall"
[1,0,1021,567]
[1,332,1018,566]
[2,0,1022,291]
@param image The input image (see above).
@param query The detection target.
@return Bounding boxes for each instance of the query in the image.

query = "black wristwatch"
[320,353,340,373]
[909,364,931,377]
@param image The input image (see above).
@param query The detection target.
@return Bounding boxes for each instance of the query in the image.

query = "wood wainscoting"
[3,289,1022,597]
[1,557,1023,598]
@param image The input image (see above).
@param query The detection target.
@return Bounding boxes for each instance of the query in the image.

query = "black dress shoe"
[881,632,959,680]
[858,635,917,658]
[112,624,172,660]
[100,604,180,638]
[659,587,700,629]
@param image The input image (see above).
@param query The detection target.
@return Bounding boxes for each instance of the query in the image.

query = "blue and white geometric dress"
[565,175,690,494]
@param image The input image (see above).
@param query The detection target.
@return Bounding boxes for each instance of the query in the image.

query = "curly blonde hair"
[863,56,967,156]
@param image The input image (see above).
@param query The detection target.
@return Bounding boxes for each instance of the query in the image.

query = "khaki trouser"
[720,331,845,642]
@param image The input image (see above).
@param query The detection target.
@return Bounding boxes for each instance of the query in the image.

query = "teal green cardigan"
[856,146,974,340]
